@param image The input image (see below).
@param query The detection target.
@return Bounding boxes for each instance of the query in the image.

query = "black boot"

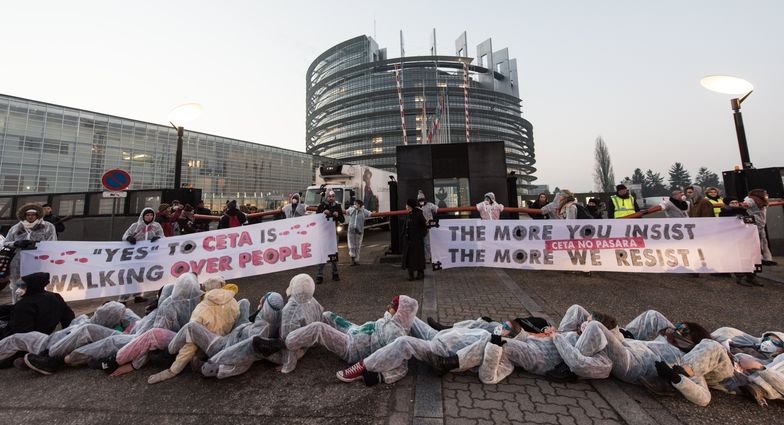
[428,354,460,376]
[24,353,65,375]
[350,257,357,266]
[747,274,763,287]
[252,336,285,357]
[735,274,753,287]
[332,273,340,282]
[416,271,425,280]
[316,276,324,285]
[362,370,382,387]
[427,317,451,331]
[407,270,415,281]
[545,362,578,383]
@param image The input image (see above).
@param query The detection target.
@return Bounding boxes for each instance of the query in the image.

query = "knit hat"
[616,184,627,191]
[223,283,239,294]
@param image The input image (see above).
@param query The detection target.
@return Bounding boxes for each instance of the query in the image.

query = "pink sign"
[545,237,646,251]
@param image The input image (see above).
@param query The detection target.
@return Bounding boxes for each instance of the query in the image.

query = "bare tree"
[593,136,616,192]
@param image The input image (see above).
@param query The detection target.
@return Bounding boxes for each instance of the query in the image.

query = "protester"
[557,190,578,219]
[286,295,417,377]
[147,285,240,384]
[154,203,182,237]
[42,204,65,234]
[401,198,426,281]
[218,200,247,229]
[415,191,439,263]
[315,191,344,284]
[177,204,196,234]
[2,204,57,303]
[528,193,549,220]
[585,198,603,219]
[705,187,724,218]
[744,189,776,266]
[476,192,504,220]
[0,273,73,342]
[659,190,690,218]
[193,200,213,232]
[346,199,371,266]
[277,274,324,373]
[608,184,640,218]
[282,193,307,219]
[686,185,715,218]
[119,208,163,304]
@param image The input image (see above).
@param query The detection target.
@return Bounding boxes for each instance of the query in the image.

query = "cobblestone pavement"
[433,268,624,425]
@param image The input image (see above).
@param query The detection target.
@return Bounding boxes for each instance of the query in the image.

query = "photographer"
[315,190,344,284]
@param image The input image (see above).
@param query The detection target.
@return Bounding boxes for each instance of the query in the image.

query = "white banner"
[431,217,761,273]
[20,215,337,301]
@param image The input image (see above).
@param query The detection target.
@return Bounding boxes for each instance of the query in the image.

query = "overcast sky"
[1,0,781,191]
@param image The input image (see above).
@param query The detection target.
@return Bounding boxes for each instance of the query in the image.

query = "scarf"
[22,219,42,230]
[669,197,689,211]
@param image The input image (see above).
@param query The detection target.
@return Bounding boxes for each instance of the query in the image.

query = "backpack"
[574,204,594,220]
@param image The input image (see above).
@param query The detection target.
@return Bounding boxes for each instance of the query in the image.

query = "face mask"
[760,340,780,354]
[418,201,424,206]
[15,287,26,298]
[681,196,687,201]
[493,321,512,336]
[292,199,298,205]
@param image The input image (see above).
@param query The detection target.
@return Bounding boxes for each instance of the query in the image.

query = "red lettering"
[263,248,279,264]
[238,231,252,247]
[203,236,215,252]
[301,243,311,258]
[171,261,189,277]
[238,252,252,268]
[227,233,239,246]
[205,257,219,273]
[219,256,233,271]
[189,259,207,275]
[279,246,292,262]
[215,235,227,250]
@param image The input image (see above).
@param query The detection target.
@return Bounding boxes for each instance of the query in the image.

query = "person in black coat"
[218,200,248,229]
[42,204,66,234]
[193,200,213,232]
[401,198,427,281]
[0,272,74,339]
[315,190,345,284]
[528,193,549,220]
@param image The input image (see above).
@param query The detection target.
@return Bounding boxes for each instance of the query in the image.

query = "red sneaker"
[337,361,366,382]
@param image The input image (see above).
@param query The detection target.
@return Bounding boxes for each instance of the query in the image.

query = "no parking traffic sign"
[101,169,131,191]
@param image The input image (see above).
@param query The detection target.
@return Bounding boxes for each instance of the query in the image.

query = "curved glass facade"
[306,35,536,183]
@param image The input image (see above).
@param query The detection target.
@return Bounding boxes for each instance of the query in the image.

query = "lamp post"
[168,103,204,189]
[700,75,754,169]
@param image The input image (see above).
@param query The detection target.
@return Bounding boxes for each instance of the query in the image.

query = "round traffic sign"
[101,169,131,191]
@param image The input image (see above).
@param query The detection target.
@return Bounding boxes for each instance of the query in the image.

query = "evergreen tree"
[694,167,721,189]
[668,162,691,191]
[593,136,616,192]
[644,169,667,196]
[631,168,645,185]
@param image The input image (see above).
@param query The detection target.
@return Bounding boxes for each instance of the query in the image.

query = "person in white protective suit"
[282,193,307,219]
[20,301,139,375]
[475,192,504,220]
[345,199,372,265]
[56,273,205,372]
[479,305,619,385]
[336,315,522,386]
[654,327,784,407]
[273,274,324,373]
[416,190,439,263]
[283,295,418,375]
[200,291,286,379]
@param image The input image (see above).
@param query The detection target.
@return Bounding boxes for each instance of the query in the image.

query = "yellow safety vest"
[611,195,635,218]
[707,197,723,217]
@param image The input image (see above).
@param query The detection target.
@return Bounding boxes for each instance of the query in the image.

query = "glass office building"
[0,94,317,212]
[306,33,536,187]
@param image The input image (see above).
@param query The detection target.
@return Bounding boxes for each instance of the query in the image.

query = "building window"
[372,136,383,144]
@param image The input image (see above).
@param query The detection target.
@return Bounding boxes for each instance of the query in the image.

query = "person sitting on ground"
[2,204,57,303]
[283,295,418,375]
[476,192,504,220]
[148,284,240,384]
[218,200,247,229]
[0,272,73,342]
[278,274,324,373]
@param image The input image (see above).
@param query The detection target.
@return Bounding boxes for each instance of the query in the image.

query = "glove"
[655,361,684,384]
[126,236,137,245]
[490,334,507,347]
[150,236,161,242]
[13,240,27,248]
[480,316,495,323]
[19,240,36,250]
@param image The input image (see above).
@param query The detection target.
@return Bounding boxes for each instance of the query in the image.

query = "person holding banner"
[346,199,371,266]
[417,191,439,263]
[608,185,640,219]
[315,191,344,284]
[2,204,57,304]
[119,208,164,304]
[659,190,691,218]
[744,189,777,267]
[218,200,247,229]
[686,185,715,218]
[476,192,504,220]
[401,199,426,281]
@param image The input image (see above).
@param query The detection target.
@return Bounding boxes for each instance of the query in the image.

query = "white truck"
[303,164,397,236]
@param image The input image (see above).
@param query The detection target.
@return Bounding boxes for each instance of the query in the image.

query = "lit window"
[373,147,383,153]
[355,149,363,155]
[414,96,423,103]
[372,136,383,144]
[437,82,447,87]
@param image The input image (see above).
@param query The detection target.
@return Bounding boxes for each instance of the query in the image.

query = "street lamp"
[700,75,754,169]
[168,103,204,189]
